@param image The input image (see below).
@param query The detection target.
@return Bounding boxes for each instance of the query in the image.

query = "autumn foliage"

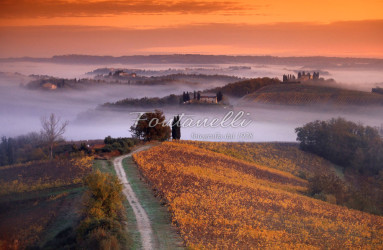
[133,142,383,249]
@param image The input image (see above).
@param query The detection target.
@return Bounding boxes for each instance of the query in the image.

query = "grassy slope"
[0,159,91,249]
[242,84,383,106]
[0,182,84,249]
[133,142,383,249]
[93,159,116,175]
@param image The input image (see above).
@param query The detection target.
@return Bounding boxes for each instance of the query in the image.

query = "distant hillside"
[102,77,278,108]
[104,95,181,108]
[208,77,280,98]
[94,73,242,86]
[25,73,241,92]
[2,54,383,70]
[241,84,383,106]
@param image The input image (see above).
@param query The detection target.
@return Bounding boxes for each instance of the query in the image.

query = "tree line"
[296,117,383,175]
[297,118,383,214]
[0,113,68,166]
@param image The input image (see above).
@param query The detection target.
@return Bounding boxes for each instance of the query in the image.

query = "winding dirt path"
[113,145,155,250]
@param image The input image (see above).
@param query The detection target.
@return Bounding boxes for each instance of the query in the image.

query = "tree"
[216,91,223,102]
[172,115,181,140]
[130,110,171,141]
[0,137,9,165]
[283,74,287,82]
[6,137,15,165]
[296,117,383,175]
[41,113,69,160]
[197,91,201,100]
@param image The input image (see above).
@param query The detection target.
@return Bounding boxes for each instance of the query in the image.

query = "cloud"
[0,0,251,18]
[0,20,382,58]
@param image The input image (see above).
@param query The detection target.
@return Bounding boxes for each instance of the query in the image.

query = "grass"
[123,198,142,250]
[0,157,91,196]
[0,184,85,249]
[93,159,116,174]
[92,159,137,249]
[0,158,91,249]
[38,187,84,248]
[122,156,184,250]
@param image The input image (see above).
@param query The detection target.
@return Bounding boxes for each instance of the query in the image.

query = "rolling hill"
[133,142,383,249]
[0,158,92,249]
[179,141,340,179]
[241,84,383,106]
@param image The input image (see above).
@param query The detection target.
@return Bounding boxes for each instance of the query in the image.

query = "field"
[133,142,383,249]
[0,156,92,195]
[178,141,341,179]
[0,157,92,249]
[242,84,383,106]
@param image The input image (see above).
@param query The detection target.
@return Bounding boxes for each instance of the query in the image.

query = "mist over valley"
[1,56,383,141]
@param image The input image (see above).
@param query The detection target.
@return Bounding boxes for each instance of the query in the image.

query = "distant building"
[200,95,217,104]
[119,72,137,78]
[42,82,57,90]
[372,87,383,95]
[283,71,320,83]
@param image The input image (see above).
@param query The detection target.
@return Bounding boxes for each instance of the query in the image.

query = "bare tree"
[40,113,69,160]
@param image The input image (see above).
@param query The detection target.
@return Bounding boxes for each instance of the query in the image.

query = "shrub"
[83,170,124,220]
[308,173,348,205]
[77,170,129,249]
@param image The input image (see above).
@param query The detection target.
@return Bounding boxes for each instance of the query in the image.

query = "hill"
[207,77,280,98]
[133,142,383,249]
[102,77,277,108]
[179,141,340,179]
[241,84,383,106]
[3,55,383,70]
[0,157,92,249]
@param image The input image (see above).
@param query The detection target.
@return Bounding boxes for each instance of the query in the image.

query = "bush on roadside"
[77,170,130,249]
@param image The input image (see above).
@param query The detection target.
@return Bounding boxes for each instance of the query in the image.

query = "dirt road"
[113,145,155,250]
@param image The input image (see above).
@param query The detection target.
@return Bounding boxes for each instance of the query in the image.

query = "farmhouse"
[200,95,217,104]
[41,82,57,90]
[372,87,383,95]
[283,71,320,83]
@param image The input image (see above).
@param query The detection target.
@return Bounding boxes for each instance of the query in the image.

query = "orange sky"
[0,0,383,57]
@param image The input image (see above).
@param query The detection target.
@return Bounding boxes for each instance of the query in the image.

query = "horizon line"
[2,54,383,60]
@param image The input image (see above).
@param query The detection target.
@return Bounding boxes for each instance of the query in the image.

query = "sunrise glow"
[0,0,383,57]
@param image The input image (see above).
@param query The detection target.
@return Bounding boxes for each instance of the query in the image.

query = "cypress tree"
[172,115,181,140]
[217,91,223,102]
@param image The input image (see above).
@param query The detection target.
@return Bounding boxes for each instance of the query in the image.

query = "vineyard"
[242,84,383,106]
[133,142,383,248]
[178,141,340,179]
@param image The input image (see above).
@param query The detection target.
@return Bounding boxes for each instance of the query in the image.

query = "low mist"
[1,61,383,142]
